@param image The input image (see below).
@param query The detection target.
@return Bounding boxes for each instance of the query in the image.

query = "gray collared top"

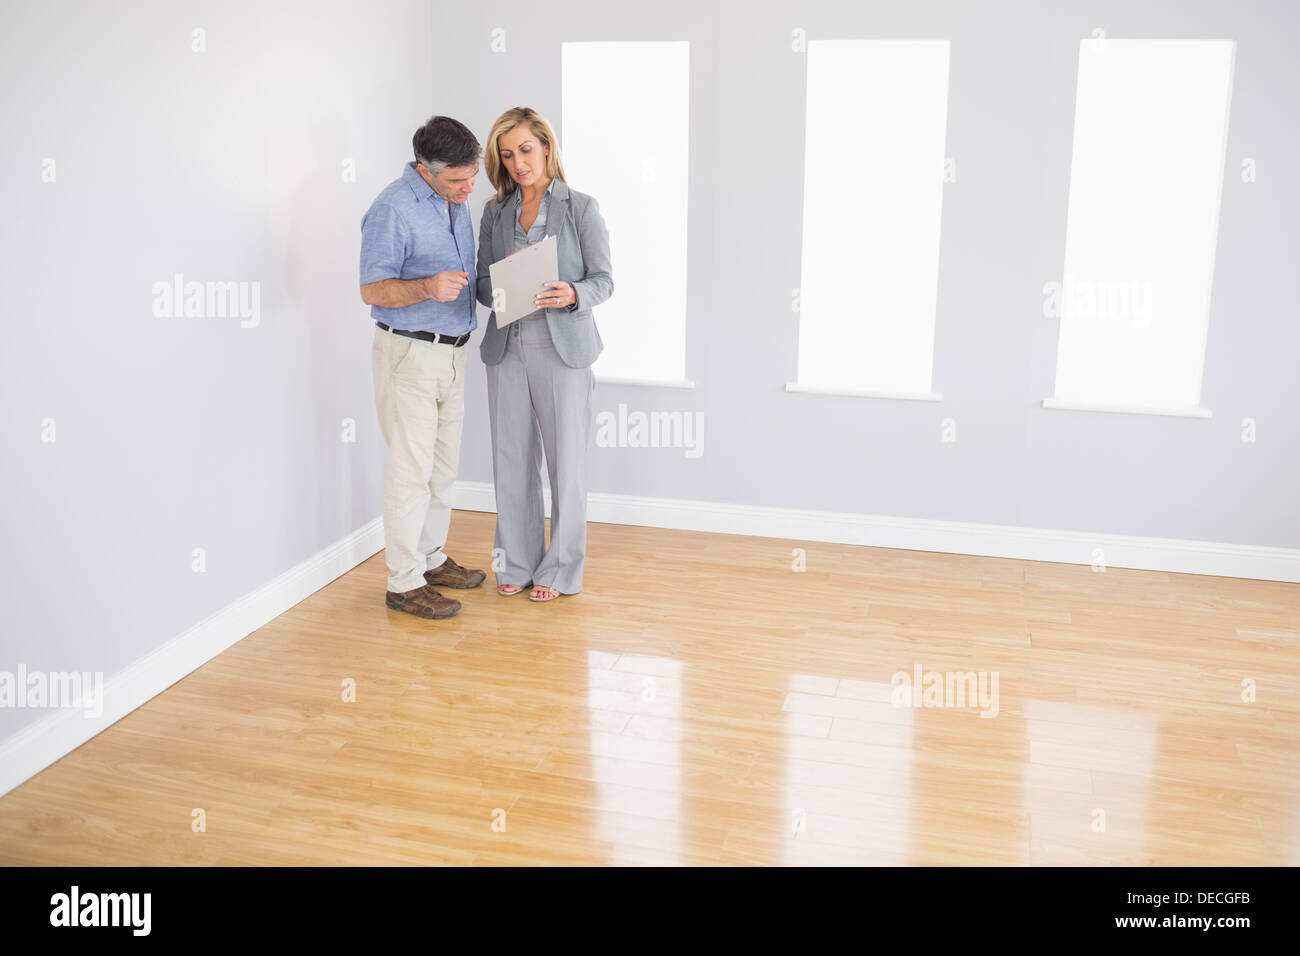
[512,177,555,249]
[511,178,556,321]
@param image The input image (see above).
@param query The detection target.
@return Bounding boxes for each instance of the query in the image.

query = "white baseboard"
[452,480,1300,584]
[0,518,384,799]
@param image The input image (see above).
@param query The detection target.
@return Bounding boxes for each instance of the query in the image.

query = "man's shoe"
[424,554,487,589]
[385,584,462,619]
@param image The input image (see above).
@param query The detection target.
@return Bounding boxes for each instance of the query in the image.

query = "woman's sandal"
[497,582,530,596]
[528,585,561,602]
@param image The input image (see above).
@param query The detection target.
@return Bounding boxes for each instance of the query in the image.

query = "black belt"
[376,322,470,347]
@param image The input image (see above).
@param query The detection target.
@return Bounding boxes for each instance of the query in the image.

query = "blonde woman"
[476,107,613,602]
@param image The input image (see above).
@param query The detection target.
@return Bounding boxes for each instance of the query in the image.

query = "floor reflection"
[782,675,913,864]
[1023,698,1158,864]
[586,650,684,865]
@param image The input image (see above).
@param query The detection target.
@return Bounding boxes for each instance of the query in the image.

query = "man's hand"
[361,273,467,309]
[427,271,470,302]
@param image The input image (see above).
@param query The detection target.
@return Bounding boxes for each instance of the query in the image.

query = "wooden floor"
[2,509,1298,865]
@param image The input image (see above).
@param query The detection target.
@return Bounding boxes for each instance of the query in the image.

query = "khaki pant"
[372,326,467,593]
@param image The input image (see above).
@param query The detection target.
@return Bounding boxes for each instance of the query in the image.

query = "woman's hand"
[534,281,576,310]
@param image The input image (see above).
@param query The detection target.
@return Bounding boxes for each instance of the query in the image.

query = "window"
[791,39,951,399]
[561,41,691,386]
[1046,38,1235,417]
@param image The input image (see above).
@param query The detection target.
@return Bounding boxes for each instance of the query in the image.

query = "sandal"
[528,585,561,602]
[497,582,530,596]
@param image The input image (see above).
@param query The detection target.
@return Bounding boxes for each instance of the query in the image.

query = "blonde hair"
[484,107,566,204]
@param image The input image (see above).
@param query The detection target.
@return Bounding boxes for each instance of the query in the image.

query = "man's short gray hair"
[412,115,482,174]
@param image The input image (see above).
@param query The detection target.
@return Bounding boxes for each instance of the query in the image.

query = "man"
[360,115,487,619]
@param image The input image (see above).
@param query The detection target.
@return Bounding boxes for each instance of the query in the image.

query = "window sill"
[1041,399,1212,419]
[785,383,943,402]
[596,376,696,389]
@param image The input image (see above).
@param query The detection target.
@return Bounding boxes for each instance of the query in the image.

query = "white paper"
[487,233,560,327]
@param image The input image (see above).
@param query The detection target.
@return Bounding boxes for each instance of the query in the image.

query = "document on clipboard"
[487,233,559,327]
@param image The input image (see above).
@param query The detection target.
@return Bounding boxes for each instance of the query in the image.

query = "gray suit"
[475,178,613,594]
[476,178,613,369]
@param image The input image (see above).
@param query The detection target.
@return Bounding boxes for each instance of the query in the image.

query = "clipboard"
[487,233,559,327]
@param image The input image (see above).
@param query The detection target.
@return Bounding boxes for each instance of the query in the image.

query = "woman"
[476,107,613,602]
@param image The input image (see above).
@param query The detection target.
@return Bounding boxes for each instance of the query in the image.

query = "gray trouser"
[484,316,594,593]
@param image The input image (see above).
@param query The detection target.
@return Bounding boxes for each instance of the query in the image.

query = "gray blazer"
[476,178,613,369]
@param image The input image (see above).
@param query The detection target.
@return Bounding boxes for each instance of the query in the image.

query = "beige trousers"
[371,326,467,593]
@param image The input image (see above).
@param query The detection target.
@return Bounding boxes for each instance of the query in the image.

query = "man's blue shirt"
[359,162,477,334]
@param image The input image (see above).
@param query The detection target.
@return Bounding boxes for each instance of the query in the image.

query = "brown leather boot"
[424,554,486,589]
[385,584,462,619]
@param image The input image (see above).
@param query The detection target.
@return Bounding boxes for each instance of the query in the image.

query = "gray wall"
[450,0,1298,549]
[0,0,430,741]
[2,0,1296,744]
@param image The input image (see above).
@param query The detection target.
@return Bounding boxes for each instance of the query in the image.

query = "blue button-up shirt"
[359,162,477,334]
